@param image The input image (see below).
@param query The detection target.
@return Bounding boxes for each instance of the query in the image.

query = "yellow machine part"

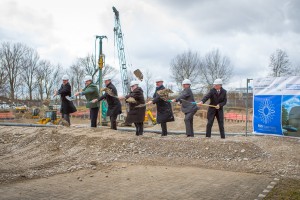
[37,117,61,125]
[144,109,156,125]
[36,110,61,125]
[37,118,51,124]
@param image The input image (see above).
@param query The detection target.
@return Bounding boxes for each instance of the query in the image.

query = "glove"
[167,100,172,102]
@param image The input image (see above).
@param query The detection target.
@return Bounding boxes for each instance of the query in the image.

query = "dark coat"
[98,82,122,117]
[125,87,146,123]
[201,87,227,109]
[175,87,198,114]
[58,82,77,114]
[152,85,174,123]
[201,87,227,117]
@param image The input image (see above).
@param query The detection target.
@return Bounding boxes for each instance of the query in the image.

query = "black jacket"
[98,82,122,117]
[125,87,146,123]
[176,87,198,114]
[152,85,174,123]
[58,82,77,114]
[201,87,227,109]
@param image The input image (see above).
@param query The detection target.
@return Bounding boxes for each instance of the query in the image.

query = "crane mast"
[112,6,130,95]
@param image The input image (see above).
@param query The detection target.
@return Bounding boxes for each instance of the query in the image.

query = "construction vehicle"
[37,110,69,126]
[15,105,28,113]
[113,6,130,95]
[37,98,69,126]
[113,6,156,126]
[32,108,40,119]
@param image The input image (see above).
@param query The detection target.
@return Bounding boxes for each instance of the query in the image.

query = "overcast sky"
[1,0,299,89]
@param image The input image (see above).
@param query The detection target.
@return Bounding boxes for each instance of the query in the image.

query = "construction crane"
[112,6,130,95]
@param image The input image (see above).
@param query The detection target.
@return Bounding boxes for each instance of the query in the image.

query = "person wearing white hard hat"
[147,77,174,136]
[198,78,227,139]
[75,75,100,127]
[91,76,122,130]
[125,80,146,136]
[171,79,198,137]
[54,74,77,126]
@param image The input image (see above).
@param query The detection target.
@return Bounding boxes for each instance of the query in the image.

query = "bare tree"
[269,49,291,77]
[102,64,118,80]
[0,61,7,96]
[77,54,118,84]
[46,64,61,99]
[0,42,27,100]
[142,69,155,99]
[170,50,201,87]
[69,63,84,93]
[68,62,85,106]
[36,60,50,100]
[22,48,40,100]
[79,53,97,79]
[200,49,233,87]
[36,60,60,100]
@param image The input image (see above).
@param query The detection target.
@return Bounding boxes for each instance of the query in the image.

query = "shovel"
[180,99,218,108]
[66,96,76,101]
[135,104,146,108]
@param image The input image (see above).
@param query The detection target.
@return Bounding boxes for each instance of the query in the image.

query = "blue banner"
[253,95,282,135]
[253,77,300,137]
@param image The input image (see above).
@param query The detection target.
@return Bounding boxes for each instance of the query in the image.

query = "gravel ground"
[0,125,299,185]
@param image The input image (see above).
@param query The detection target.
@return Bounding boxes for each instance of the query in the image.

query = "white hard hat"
[103,76,112,81]
[213,78,223,85]
[182,79,191,85]
[62,75,69,80]
[155,77,163,82]
[84,75,93,82]
[130,80,139,87]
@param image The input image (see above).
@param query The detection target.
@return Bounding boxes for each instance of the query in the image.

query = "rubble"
[0,126,299,185]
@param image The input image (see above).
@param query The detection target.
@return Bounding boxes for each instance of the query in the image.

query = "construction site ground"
[0,115,300,199]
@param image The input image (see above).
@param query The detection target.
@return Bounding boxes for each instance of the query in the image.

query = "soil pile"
[0,126,299,184]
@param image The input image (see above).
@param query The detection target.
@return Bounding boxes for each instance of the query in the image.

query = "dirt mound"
[0,126,299,184]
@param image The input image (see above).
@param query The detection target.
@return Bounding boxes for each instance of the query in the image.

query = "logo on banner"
[253,95,282,135]
[258,98,276,124]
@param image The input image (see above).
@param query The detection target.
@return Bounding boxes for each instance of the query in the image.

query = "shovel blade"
[66,96,75,101]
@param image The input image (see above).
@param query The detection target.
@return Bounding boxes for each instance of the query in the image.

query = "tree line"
[0,41,299,102]
[169,49,300,92]
[0,42,117,101]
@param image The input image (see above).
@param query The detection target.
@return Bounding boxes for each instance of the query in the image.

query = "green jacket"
[82,83,100,108]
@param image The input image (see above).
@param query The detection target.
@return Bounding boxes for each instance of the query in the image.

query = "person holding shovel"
[124,80,146,136]
[74,75,100,127]
[54,75,77,126]
[198,78,227,139]
[91,77,122,130]
[146,77,174,136]
[171,79,198,137]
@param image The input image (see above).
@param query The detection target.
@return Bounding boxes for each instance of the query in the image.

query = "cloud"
[0,0,300,88]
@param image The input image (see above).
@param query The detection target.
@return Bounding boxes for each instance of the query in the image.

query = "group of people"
[54,74,227,139]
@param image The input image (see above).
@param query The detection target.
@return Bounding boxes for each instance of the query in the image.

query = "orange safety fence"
[0,112,15,120]
[224,112,252,122]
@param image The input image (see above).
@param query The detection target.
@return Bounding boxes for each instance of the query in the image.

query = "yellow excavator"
[37,98,69,126]
[37,110,69,126]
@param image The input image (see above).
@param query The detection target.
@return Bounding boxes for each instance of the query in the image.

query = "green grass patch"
[264,178,300,200]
